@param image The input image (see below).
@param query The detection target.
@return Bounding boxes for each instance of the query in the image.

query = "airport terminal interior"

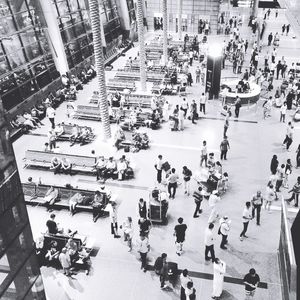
[0,0,300,299]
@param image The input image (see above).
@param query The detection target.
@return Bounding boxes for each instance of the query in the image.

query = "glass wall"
[53,0,93,69]
[127,0,136,24]
[0,0,59,112]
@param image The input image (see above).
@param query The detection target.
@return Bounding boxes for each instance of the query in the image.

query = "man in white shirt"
[137,234,150,272]
[117,157,128,180]
[46,105,56,129]
[204,223,215,262]
[199,93,207,115]
[103,157,117,179]
[219,216,231,249]
[208,191,220,224]
[180,269,192,299]
[240,202,252,241]
[200,140,208,167]
[155,155,164,184]
[108,201,120,238]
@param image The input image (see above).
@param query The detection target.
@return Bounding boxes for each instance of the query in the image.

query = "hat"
[223,216,228,219]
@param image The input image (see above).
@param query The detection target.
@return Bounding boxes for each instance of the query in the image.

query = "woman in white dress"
[212,258,226,299]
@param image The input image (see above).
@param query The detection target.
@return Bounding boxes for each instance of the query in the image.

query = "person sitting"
[94,156,106,181]
[44,186,59,211]
[46,213,61,235]
[45,241,60,266]
[78,247,92,275]
[207,153,216,171]
[150,109,160,129]
[54,123,64,137]
[23,111,41,127]
[61,157,72,175]
[114,126,125,150]
[50,157,62,174]
[78,126,92,146]
[103,157,117,179]
[66,238,79,264]
[92,190,106,222]
[219,172,229,192]
[117,157,128,181]
[69,192,85,215]
[22,115,37,129]
[30,108,44,125]
[70,125,81,146]
[215,161,222,175]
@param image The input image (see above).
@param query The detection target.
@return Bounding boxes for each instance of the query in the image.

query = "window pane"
[77,0,86,9]
[0,1,10,18]
[0,56,10,76]
[19,80,36,98]
[13,67,31,85]
[74,22,85,36]
[68,0,79,11]
[56,0,70,16]
[2,88,21,110]
[36,70,51,88]
[7,50,26,68]
[14,11,34,30]
[71,11,82,23]
[8,0,27,13]
[0,74,16,95]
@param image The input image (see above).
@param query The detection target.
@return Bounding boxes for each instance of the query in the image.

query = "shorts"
[245,289,256,297]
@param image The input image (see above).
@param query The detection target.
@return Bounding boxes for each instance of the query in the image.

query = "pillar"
[163,0,168,65]
[137,0,147,91]
[177,0,182,40]
[252,0,259,18]
[38,0,69,75]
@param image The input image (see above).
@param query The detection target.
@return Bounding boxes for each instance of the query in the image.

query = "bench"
[73,105,116,122]
[56,124,95,143]
[24,150,97,174]
[22,183,110,214]
[106,79,136,91]
[114,71,164,83]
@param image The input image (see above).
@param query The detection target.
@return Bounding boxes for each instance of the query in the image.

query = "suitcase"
[167,262,178,279]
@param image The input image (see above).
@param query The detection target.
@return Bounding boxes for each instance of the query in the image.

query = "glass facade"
[0,105,46,299]
[53,0,93,69]
[127,0,136,24]
[0,0,59,112]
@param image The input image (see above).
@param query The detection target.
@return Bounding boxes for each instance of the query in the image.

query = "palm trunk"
[163,0,168,65]
[88,0,111,140]
[137,0,147,91]
[178,0,182,40]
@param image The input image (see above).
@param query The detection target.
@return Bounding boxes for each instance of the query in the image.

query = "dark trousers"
[92,206,102,220]
[200,155,207,167]
[286,137,293,150]
[283,135,289,144]
[111,222,118,235]
[297,154,300,168]
[276,179,283,192]
[240,221,249,237]
[191,112,197,123]
[193,201,202,217]
[200,103,206,114]
[235,107,240,118]
[49,140,56,150]
[288,193,299,206]
[157,169,162,183]
[49,118,55,129]
[220,150,228,160]
[280,113,286,122]
[168,182,177,198]
[182,108,187,117]
[252,204,262,225]
[220,234,228,248]
[160,273,166,288]
[180,286,186,300]
[140,252,147,270]
[205,245,215,261]
[224,126,228,138]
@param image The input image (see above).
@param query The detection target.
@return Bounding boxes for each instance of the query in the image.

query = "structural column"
[38,0,69,75]
[163,0,168,65]
[88,0,111,139]
[177,0,182,40]
[137,0,147,91]
[252,0,259,18]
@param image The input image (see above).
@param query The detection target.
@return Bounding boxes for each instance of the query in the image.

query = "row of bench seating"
[114,71,165,83]
[73,105,117,122]
[22,183,109,214]
[56,124,95,143]
[106,80,136,91]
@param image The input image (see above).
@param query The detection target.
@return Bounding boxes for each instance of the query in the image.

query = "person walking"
[200,141,208,167]
[59,248,72,276]
[195,66,201,83]
[280,102,287,122]
[212,258,226,299]
[223,114,230,138]
[154,253,168,289]
[180,98,189,118]
[182,166,192,195]
[286,176,300,207]
[108,201,120,238]
[234,96,241,118]
[137,234,150,272]
[180,269,192,300]
[204,223,216,262]
[284,159,292,188]
[174,217,188,256]
[46,105,56,129]
[190,100,197,124]
[282,24,286,35]
[155,155,164,184]
[286,24,290,36]
[240,202,252,241]
[251,191,263,225]
[268,32,273,46]
[137,198,147,219]
[122,216,133,251]
[270,155,279,175]
[208,191,220,224]
[219,216,231,249]
[296,144,300,168]
[199,93,207,115]
[193,186,204,218]
[276,164,285,192]
[265,183,276,212]
[167,168,179,199]
[243,268,260,299]
[185,281,196,299]
[286,125,294,151]
[220,137,230,160]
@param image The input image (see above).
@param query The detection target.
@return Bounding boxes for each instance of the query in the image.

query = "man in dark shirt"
[174,217,187,256]
[243,268,260,299]
[46,214,58,234]
[193,187,204,218]
[138,198,147,219]
[138,218,152,237]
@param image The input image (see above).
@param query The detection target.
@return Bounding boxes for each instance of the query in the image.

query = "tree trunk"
[136,0,147,91]
[163,0,168,65]
[88,0,111,140]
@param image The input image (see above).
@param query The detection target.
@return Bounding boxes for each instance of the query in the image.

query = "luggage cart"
[148,188,169,224]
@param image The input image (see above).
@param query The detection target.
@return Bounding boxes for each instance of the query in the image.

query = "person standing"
[243,268,260,299]
[122,217,133,251]
[268,32,273,46]
[281,24,286,35]
[195,66,201,83]
[240,202,252,241]
[108,201,120,238]
[204,223,216,262]
[286,24,290,36]
[251,191,263,225]
[182,166,192,195]
[296,144,300,168]
[286,176,300,207]
[276,164,285,192]
[219,216,231,249]
[137,234,150,272]
[265,183,276,212]
[193,186,204,218]
[234,96,241,118]
[155,155,164,184]
[154,253,168,289]
[137,198,147,219]
[284,159,292,188]
[185,281,196,299]
[286,125,294,151]
[270,155,279,175]
[190,100,197,124]
[174,217,188,256]
[200,141,208,167]
[180,269,192,300]
[220,137,230,160]
[199,93,207,115]
[46,105,56,129]
[223,114,230,138]
[212,258,226,299]
[167,168,179,199]
[208,191,220,224]
[180,98,189,118]
[280,102,287,122]
[59,248,72,276]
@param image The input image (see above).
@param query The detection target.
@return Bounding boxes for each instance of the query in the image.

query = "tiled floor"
[12,7,300,300]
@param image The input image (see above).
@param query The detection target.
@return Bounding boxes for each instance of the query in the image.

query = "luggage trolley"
[148,188,169,224]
